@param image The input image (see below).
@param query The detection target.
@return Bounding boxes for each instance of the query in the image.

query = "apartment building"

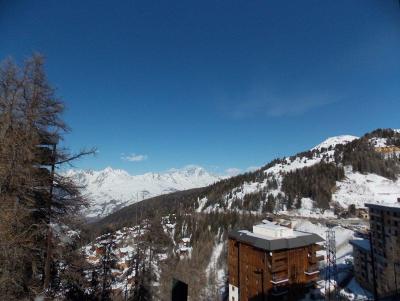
[350,203,400,298]
[228,221,324,301]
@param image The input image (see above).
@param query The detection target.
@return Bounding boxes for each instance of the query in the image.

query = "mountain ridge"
[66,165,222,218]
[88,128,400,233]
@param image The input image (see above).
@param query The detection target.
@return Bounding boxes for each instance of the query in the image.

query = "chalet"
[95,246,105,256]
[355,208,369,219]
[228,221,324,301]
[374,146,400,155]
[118,246,134,258]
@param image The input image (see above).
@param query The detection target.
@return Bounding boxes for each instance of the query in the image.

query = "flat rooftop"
[366,202,400,213]
[349,239,371,253]
[229,222,324,251]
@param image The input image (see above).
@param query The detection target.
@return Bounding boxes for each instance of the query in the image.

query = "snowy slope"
[267,135,359,175]
[332,166,400,208]
[199,131,400,215]
[217,135,359,213]
[292,219,355,260]
[66,165,221,218]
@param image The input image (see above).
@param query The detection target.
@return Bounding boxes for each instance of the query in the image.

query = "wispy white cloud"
[222,88,338,119]
[231,97,334,119]
[225,167,242,177]
[121,153,148,162]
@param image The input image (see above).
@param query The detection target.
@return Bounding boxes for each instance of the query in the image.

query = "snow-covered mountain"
[195,129,400,217]
[75,129,400,220]
[65,165,221,218]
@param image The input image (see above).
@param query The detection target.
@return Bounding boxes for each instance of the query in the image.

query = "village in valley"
[84,199,399,300]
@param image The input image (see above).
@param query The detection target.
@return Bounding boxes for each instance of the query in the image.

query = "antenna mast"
[325,223,339,301]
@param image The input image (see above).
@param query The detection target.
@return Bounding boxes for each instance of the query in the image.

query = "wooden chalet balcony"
[270,276,289,285]
[304,267,320,276]
[272,252,287,261]
[270,283,289,296]
[308,254,324,264]
[308,255,318,264]
[271,261,287,273]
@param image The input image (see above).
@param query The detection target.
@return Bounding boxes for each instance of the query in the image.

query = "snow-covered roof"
[119,246,134,253]
[229,224,324,251]
[253,221,294,239]
[366,202,400,211]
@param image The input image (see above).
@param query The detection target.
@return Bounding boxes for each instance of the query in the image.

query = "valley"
[82,128,400,300]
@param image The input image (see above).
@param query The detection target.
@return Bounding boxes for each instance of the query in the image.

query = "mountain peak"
[312,135,358,150]
[172,165,207,176]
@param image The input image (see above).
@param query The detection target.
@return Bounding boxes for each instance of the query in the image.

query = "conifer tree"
[0,54,94,299]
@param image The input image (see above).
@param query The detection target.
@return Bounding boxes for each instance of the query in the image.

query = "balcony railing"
[308,254,324,263]
[270,277,289,284]
[304,267,320,275]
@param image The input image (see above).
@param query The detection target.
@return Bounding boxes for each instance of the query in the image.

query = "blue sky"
[1,1,399,175]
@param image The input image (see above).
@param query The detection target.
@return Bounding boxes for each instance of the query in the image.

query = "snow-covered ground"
[281,198,336,218]
[333,167,400,208]
[206,237,225,296]
[340,278,373,301]
[292,219,355,260]
[66,165,221,218]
